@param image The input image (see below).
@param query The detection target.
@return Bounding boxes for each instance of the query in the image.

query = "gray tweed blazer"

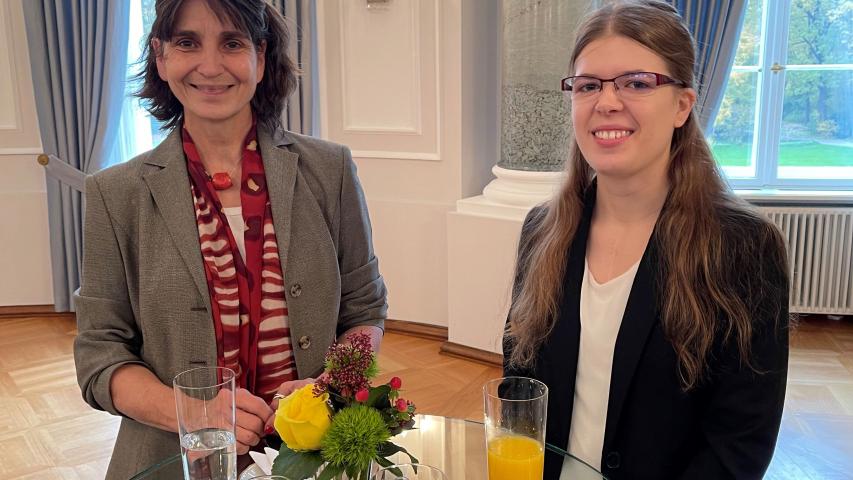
[73,125,387,479]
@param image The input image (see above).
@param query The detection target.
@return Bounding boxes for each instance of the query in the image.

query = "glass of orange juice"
[483,377,548,480]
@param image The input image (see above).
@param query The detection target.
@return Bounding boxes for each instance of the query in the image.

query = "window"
[711,0,853,189]
[112,0,164,166]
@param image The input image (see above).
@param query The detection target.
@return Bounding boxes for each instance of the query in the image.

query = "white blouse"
[562,258,640,477]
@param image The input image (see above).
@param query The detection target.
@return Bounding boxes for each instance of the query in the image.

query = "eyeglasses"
[561,72,686,100]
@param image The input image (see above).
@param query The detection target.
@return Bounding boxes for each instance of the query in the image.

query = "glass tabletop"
[131,414,605,479]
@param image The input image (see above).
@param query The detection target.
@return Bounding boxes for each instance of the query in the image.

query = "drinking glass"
[372,463,447,480]
[483,377,548,480]
[174,366,237,480]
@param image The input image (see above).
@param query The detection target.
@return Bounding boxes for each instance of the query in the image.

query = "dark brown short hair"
[134,0,297,132]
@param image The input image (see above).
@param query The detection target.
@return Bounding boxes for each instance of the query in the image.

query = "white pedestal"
[447,204,524,354]
[446,168,564,355]
[483,165,565,208]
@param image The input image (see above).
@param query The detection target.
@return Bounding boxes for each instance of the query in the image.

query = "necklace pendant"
[211,172,233,190]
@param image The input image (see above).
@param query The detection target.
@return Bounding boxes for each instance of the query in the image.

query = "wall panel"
[0,0,41,153]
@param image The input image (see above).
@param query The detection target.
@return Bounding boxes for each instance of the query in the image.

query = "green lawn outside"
[712,141,853,167]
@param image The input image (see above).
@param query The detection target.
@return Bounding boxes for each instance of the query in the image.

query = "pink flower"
[389,377,402,389]
[313,333,375,398]
[355,388,369,403]
[396,398,408,412]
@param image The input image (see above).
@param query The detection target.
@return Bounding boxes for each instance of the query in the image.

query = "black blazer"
[505,192,789,480]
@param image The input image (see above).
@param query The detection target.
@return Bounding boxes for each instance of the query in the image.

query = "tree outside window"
[711,0,853,188]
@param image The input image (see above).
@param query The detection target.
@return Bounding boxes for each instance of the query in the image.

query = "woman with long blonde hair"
[503,2,789,479]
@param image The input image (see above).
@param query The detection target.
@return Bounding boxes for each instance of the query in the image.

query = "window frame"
[720,0,853,191]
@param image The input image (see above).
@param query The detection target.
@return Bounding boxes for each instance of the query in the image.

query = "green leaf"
[397,445,419,466]
[328,390,349,411]
[365,357,379,379]
[343,464,372,480]
[376,441,403,457]
[316,463,345,480]
[376,442,420,465]
[375,456,404,477]
[270,445,326,480]
[365,384,391,408]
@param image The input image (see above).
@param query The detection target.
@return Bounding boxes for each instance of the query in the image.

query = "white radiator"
[758,207,853,315]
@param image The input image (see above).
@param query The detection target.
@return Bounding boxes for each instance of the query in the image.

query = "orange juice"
[487,435,545,480]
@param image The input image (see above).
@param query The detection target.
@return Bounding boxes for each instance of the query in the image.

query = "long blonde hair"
[506,0,789,390]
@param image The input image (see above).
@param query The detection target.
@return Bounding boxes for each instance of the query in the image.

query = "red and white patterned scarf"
[184,124,296,401]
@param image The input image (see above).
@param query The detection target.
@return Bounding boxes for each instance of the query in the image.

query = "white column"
[447,0,588,355]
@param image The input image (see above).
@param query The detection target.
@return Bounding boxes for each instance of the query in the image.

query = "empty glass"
[372,463,447,480]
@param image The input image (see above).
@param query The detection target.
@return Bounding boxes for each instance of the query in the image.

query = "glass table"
[131,414,605,479]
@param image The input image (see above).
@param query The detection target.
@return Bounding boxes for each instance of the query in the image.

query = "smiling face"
[571,35,695,183]
[154,0,265,131]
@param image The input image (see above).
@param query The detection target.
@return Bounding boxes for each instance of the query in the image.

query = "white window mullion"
[744,0,771,187]
[755,0,791,188]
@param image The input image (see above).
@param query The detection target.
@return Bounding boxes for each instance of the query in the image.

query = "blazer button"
[605,451,621,469]
[298,335,311,350]
[290,283,302,298]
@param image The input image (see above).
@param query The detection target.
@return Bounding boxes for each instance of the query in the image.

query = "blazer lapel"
[257,127,299,268]
[142,128,211,310]
[603,233,661,448]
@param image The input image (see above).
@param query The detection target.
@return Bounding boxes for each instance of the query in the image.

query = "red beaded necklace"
[203,161,241,190]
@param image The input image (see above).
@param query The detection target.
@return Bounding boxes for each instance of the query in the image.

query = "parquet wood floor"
[0,314,850,479]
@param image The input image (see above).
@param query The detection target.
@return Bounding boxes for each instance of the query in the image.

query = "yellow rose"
[274,385,332,451]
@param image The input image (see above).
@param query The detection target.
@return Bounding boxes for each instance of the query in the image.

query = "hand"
[270,377,317,411]
[264,375,329,434]
[234,388,274,455]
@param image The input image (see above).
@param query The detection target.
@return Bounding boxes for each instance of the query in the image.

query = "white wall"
[0,0,53,306]
[317,0,496,327]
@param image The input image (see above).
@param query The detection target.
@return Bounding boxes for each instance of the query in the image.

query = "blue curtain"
[272,0,318,136]
[23,1,130,312]
[671,0,748,133]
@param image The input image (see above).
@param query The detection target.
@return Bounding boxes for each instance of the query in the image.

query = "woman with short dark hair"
[73,1,386,477]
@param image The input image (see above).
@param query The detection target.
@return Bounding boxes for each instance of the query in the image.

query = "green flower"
[321,405,390,471]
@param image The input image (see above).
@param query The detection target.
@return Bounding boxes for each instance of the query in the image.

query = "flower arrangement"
[271,333,418,480]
